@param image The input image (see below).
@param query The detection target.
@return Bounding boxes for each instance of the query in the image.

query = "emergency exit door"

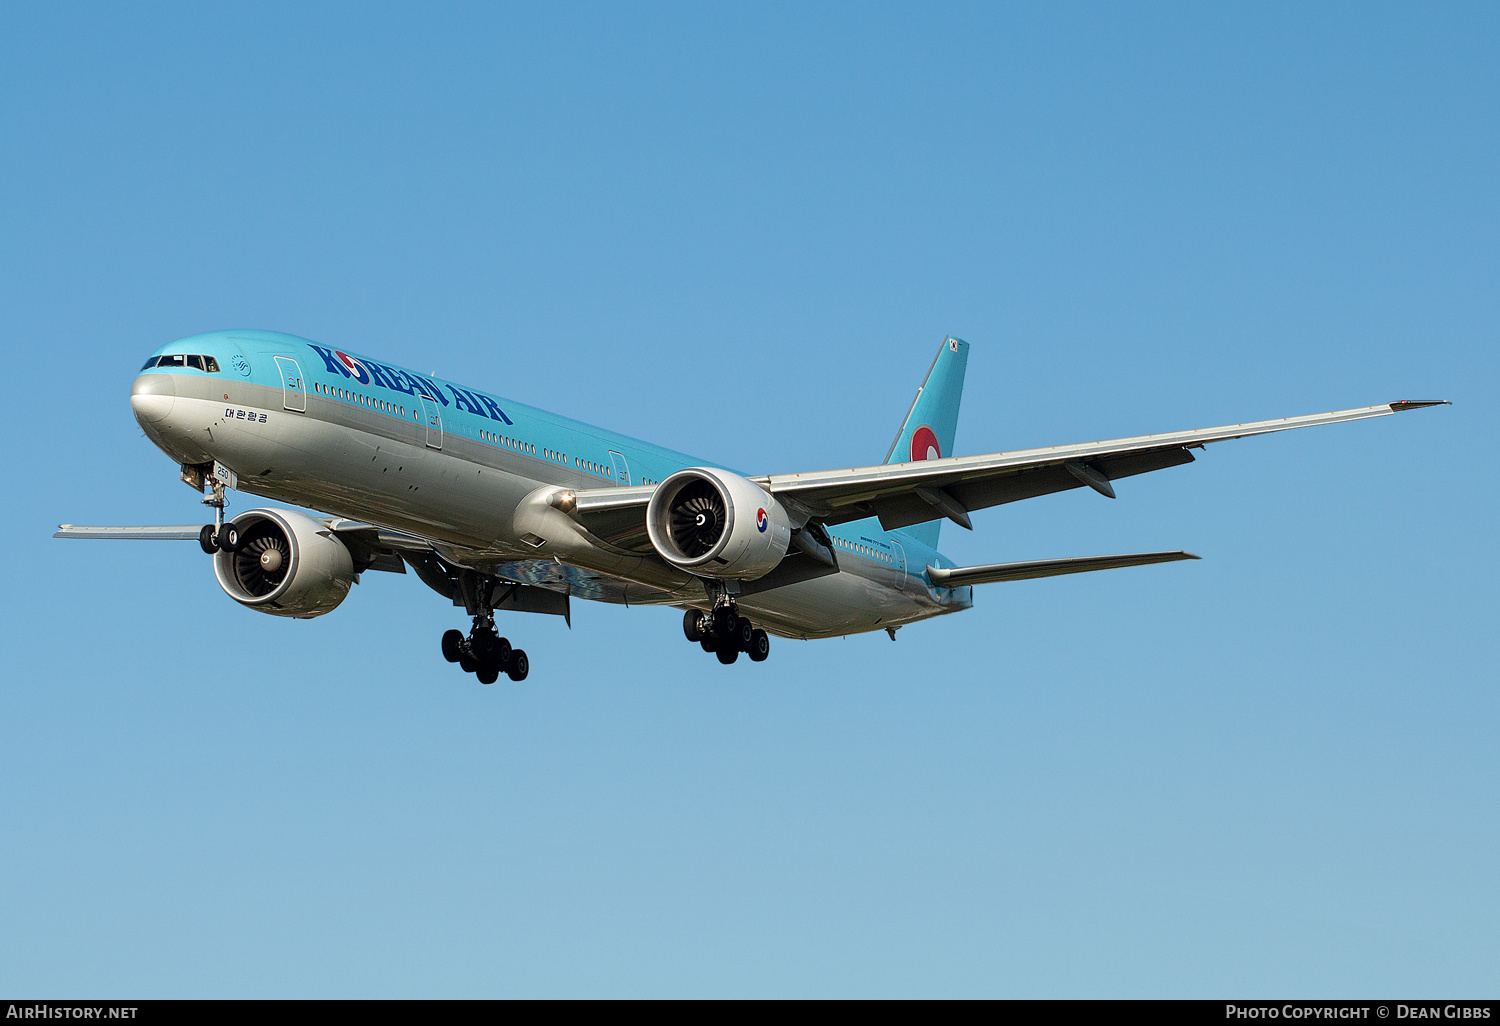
[418,393,443,449]
[273,356,306,412]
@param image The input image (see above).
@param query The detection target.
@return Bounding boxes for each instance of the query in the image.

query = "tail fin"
[885,336,969,549]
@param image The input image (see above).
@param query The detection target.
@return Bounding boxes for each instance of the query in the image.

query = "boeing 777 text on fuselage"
[58,331,1447,682]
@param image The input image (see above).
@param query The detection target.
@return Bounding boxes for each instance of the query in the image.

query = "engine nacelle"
[213,509,355,618]
[646,468,793,580]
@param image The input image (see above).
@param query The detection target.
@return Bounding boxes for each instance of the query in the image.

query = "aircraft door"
[418,393,443,449]
[273,356,307,412]
[890,539,910,590]
[608,450,631,486]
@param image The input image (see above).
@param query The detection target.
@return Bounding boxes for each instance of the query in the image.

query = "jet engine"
[213,509,355,618]
[645,468,793,580]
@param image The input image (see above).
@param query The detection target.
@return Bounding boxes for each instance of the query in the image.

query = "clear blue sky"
[1,1,1495,998]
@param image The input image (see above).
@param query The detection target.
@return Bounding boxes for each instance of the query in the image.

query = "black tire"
[748,629,770,662]
[700,637,716,653]
[198,525,218,554]
[441,629,465,663]
[476,665,500,685]
[507,649,530,682]
[471,630,495,659]
[493,636,513,667]
[716,646,739,665]
[735,616,755,651]
[458,653,478,674]
[683,609,703,643]
[215,523,239,552]
[711,606,738,643]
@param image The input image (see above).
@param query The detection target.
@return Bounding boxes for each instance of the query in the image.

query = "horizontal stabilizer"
[54,525,203,540]
[928,550,1199,587]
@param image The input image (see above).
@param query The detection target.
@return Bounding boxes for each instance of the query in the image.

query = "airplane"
[57,330,1447,683]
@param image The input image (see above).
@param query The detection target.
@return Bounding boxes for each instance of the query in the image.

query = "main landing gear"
[442,613,529,684]
[683,604,769,665]
[439,569,534,684]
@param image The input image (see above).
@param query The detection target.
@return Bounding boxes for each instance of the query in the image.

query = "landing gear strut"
[683,592,770,666]
[198,478,239,554]
[443,572,529,683]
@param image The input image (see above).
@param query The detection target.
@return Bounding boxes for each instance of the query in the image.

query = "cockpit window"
[142,353,220,371]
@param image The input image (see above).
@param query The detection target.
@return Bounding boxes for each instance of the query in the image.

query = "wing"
[756,400,1450,530]
[929,550,1198,588]
[569,485,656,551]
[54,525,205,539]
[53,518,429,575]
[558,400,1447,542]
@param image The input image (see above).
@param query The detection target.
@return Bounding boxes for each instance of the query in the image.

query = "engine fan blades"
[233,526,291,596]
[668,481,726,558]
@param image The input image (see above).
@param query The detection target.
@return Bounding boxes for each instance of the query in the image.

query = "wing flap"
[929,550,1200,587]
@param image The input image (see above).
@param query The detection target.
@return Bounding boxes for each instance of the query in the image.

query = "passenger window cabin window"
[187,355,205,370]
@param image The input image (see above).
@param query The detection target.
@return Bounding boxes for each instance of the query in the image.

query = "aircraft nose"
[131,372,176,425]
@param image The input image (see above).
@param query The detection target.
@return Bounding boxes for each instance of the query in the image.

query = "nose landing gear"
[197,476,241,554]
[683,603,770,666]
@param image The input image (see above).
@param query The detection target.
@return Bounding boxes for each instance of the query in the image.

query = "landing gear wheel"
[683,610,704,643]
[476,665,500,685]
[458,653,478,674]
[748,628,770,662]
[734,617,755,652]
[711,606,739,643]
[700,638,717,654]
[198,525,218,554]
[716,646,739,665]
[479,646,510,677]
[507,649,529,682]
[441,629,465,663]
[215,523,240,552]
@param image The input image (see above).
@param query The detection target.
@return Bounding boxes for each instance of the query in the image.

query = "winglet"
[1388,400,1450,412]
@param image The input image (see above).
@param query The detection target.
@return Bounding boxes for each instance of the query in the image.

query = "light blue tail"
[885,336,969,549]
